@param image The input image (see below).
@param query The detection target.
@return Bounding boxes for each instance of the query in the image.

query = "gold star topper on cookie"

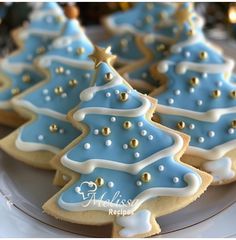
[89,45,117,68]
[175,3,194,26]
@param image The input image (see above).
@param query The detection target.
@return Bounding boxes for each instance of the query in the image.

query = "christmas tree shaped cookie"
[100,3,177,65]
[150,4,236,185]
[0,6,94,170]
[0,2,65,127]
[43,46,212,237]
[119,3,204,93]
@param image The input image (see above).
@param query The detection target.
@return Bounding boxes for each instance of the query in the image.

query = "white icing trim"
[156,104,236,122]
[202,157,235,182]
[60,131,183,174]
[73,97,151,122]
[12,99,66,121]
[116,210,152,237]
[16,131,60,154]
[158,57,234,75]
[186,138,236,160]
[18,29,60,40]
[29,8,65,22]
[37,55,94,69]
[0,59,34,73]
[58,173,201,212]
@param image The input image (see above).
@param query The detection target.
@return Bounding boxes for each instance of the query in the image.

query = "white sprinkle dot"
[110,117,116,122]
[59,129,64,134]
[202,73,208,78]
[138,121,143,127]
[216,81,223,87]
[189,124,195,130]
[142,72,147,78]
[61,93,67,98]
[43,89,49,95]
[123,144,128,150]
[174,89,181,95]
[93,129,99,135]
[108,181,114,188]
[228,128,235,134]
[115,90,120,94]
[185,51,191,58]
[84,73,91,79]
[173,177,179,183]
[106,92,111,97]
[65,69,71,75]
[140,130,147,136]
[197,100,203,106]
[45,96,51,102]
[148,135,153,140]
[38,135,44,141]
[168,98,174,105]
[189,87,195,93]
[105,140,112,146]
[198,137,205,143]
[134,152,140,158]
[136,180,142,186]
[208,131,215,137]
[158,165,164,172]
[67,46,72,52]
[84,143,91,150]
[75,186,80,193]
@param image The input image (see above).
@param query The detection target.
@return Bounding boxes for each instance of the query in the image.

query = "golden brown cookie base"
[0,109,26,128]
[0,129,54,169]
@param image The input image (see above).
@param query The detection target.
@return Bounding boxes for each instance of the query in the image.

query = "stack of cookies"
[0,2,234,238]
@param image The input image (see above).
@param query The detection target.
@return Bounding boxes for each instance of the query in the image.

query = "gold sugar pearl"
[22,74,31,83]
[230,90,236,99]
[119,92,129,102]
[231,120,236,128]
[11,88,20,96]
[56,15,64,23]
[69,79,78,87]
[76,47,85,55]
[145,15,153,24]
[189,77,199,87]
[95,177,105,187]
[105,72,113,81]
[36,46,46,54]
[123,121,132,130]
[212,89,221,98]
[199,51,208,60]
[129,138,139,148]
[187,29,195,36]
[55,67,64,74]
[141,172,151,183]
[54,86,64,95]
[159,11,167,20]
[177,121,186,130]
[120,38,128,48]
[49,124,58,133]
[146,3,154,10]
[102,127,111,136]
[156,44,166,52]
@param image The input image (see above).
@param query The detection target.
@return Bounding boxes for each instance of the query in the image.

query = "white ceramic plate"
[1,126,236,237]
[1,27,236,238]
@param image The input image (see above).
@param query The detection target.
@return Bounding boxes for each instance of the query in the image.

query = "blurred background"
[0,2,236,56]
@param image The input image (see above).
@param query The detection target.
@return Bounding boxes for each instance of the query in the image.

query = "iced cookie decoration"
[100,3,177,65]
[119,3,204,93]
[0,2,65,127]
[150,3,236,185]
[0,5,94,170]
[43,46,212,238]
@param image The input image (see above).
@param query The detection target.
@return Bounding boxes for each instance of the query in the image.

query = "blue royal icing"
[15,19,94,152]
[0,2,65,110]
[57,58,201,212]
